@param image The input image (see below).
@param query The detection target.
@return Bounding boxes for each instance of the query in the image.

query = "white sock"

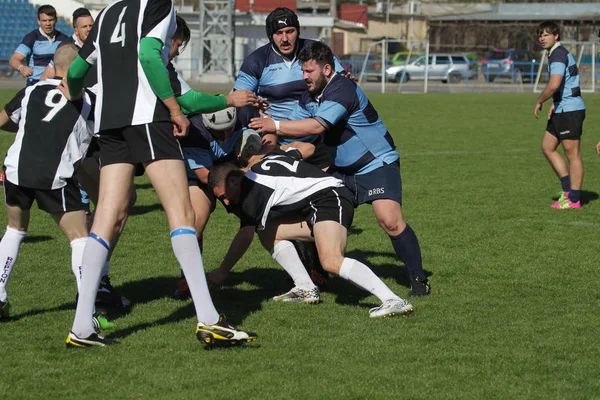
[171,227,219,325]
[271,241,316,290]
[0,226,27,302]
[72,233,108,337]
[339,258,399,302]
[69,238,87,293]
[101,260,110,278]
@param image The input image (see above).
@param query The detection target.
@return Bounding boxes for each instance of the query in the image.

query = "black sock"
[390,224,426,282]
[560,175,570,193]
[569,189,580,203]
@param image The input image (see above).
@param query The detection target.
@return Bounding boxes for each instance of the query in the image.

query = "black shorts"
[304,187,354,232]
[187,179,217,213]
[3,178,86,213]
[303,137,332,170]
[546,110,585,140]
[332,161,403,207]
[98,122,183,166]
[85,137,100,159]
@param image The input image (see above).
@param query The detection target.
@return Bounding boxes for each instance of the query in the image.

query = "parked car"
[482,48,541,82]
[385,53,476,83]
[339,53,383,81]
[389,51,423,66]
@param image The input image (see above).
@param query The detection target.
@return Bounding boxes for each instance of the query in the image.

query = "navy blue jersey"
[291,73,398,175]
[15,29,71,84]
[547,44,585,113]
[234,38,344,144]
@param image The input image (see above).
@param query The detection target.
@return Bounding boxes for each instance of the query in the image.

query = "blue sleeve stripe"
[89,232,110,250]
[15,44,31,57]
[170,228,196,237]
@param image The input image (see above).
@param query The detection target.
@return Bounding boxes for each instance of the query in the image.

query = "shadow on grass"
[108,269,288,340]
[580,190,599,206]
[328,249,433,308]
[23,235,54,244]
[348,227,364,236]
[129,203,164,216]
[11,301,75,320]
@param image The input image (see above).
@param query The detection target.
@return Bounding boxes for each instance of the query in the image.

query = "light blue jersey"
[15,29,70,85]
[291,74,398,175]
[548,44,585,113]
[234,38,344,144]
[179,115,244,181]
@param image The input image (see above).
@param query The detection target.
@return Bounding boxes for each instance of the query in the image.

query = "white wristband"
[273,119,280,132]
[17,65,23,72]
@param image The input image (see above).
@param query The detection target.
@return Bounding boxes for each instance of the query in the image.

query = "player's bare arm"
[207,226,255,287]
[280,142,316,159]
[0,110,18,133]
[249,111,325,137]
[9,52,33,77]
[225,90,259,108]
[534,74,562,119]
[193,168,210,185]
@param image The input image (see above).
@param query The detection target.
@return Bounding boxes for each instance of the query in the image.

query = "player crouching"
[209,148,413,318]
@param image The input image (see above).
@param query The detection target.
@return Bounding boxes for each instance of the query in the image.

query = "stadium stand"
[0,0,73,76]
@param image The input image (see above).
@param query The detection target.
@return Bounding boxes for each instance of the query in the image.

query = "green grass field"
[1,89,600,399]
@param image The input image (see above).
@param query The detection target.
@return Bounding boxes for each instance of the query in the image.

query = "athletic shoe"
[551,196,581,210]
[239,129,263,162]
[369,298,413,318]
[172,279,191,300]
[0,300,16,320]
[66,332,120,348]
[92,312,116,330]
[272,286,320,304]
[96,275,131,308]
[551,191,567,201]
[409,278,431,297]
[196,314,257,346]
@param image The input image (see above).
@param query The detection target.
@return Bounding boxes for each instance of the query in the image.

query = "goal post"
[534,40,596,93]
[357,39,430,93]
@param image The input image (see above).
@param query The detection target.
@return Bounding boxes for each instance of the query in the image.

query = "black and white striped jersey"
[79,0,176,133]
[3,79,93,190]
[240,149,345,230]
[167,62,191,97]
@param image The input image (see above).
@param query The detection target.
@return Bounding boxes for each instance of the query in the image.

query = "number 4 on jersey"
[110,6,127,47]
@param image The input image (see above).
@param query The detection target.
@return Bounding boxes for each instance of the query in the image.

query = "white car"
[386,53,476,83]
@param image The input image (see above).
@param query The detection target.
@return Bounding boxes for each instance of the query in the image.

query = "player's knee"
[319,254,343,274]
[377,216,404,235]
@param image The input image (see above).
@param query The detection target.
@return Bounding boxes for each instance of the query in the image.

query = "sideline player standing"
[61,0,256,347]
[208,151,414,318]
[9,5,70,86]
[534,21,586,209]
[249,42,430,297]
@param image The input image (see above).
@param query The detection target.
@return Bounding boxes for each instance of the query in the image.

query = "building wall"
[334,18,428,55]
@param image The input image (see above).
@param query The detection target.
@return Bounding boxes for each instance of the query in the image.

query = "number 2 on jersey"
[110,6,127,47]
[261,157,299,172]
[42,89,68,122]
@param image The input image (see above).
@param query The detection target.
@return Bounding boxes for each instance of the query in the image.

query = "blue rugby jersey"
[234,38,344,144]
[548,43,585,113]
[15,29,71,85]
[290,73,398,175]
[178,116,245,180]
